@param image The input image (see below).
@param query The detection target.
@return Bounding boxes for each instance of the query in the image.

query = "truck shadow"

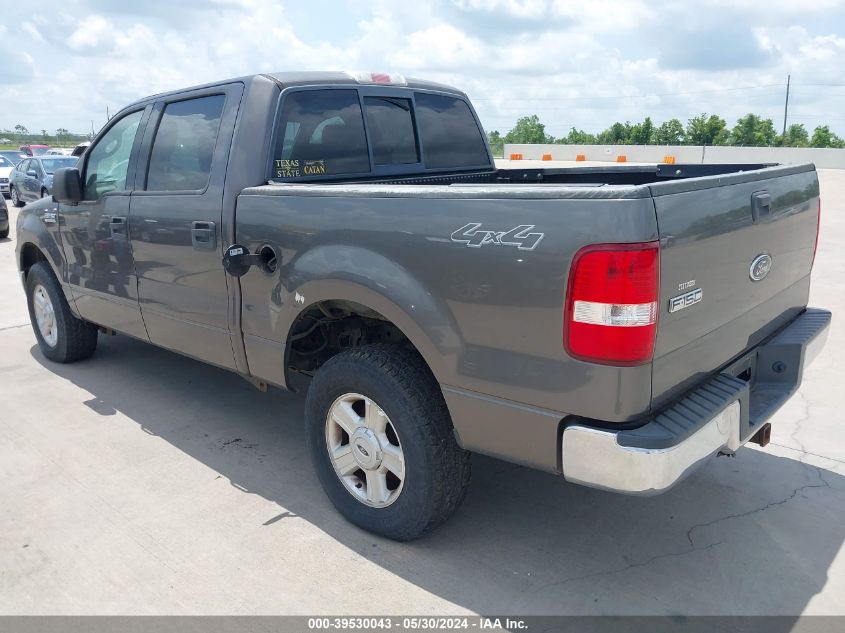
[31,336,845,616]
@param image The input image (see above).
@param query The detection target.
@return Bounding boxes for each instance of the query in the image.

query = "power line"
[470,83,786,102]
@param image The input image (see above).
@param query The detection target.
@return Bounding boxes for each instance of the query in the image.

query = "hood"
[0,167,12,178]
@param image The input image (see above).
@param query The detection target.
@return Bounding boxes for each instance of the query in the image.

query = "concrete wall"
[503,143,845,169]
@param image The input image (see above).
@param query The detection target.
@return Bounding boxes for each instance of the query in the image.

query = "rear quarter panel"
[235,184,659,422]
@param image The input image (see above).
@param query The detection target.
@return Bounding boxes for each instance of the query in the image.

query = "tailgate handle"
[751,191,772,223]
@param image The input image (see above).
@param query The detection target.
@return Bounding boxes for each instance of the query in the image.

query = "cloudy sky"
[2,0,845,138]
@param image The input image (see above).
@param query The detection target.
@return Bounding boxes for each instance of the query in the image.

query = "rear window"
[363,97,419,165]
[273,90,369,178]
[414,93,489,169]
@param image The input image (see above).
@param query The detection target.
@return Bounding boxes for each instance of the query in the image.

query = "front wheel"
[305,345,471,541]
[40,188,48,199]
[10,186,23,207]
[26,262,98,363]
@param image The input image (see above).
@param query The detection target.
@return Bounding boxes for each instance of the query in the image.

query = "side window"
[19,159,30,173]
[83,110,144,201]
[272,89,369,178]
[414,93,490,169]
[363,97,418,165]
[146,95,225,192]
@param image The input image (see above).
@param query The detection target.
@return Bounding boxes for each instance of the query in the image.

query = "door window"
[146,95,225,192]
[83,110,144,201]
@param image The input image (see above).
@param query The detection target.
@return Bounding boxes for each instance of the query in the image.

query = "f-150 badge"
[668,287,702,313]
[451,223,545,251]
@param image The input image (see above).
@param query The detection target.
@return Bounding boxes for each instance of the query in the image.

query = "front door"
[58,108,150,339]
[129,85,243,370]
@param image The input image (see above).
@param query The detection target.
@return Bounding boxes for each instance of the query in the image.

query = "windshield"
[40,157,78,173]
[0,156,12,168]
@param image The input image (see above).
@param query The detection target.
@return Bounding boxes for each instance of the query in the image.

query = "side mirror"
[52,168,83,204]
[26,170,37,178]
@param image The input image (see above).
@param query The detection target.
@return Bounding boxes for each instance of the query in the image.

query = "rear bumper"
[561,308,831,495]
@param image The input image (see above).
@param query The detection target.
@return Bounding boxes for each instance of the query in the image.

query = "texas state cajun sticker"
[274,159,326,178]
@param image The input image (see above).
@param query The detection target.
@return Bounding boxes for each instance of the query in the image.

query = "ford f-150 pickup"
[15,71,829,540]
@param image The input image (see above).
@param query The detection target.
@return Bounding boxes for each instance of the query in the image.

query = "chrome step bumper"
[561,308,831,495]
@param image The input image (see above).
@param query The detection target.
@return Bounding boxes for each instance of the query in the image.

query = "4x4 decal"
[450,223,545,251]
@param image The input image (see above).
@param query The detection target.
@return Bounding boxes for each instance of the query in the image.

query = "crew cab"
[15,71,829,540]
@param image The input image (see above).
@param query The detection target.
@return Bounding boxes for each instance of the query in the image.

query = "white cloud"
[1,0,845,138]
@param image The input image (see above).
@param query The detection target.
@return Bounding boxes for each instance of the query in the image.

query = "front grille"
[0,178,8,183]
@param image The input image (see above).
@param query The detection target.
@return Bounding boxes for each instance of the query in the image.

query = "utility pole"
[782,74,791,136]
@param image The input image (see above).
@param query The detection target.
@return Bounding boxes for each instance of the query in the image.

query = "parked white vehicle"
[0,155,15,196]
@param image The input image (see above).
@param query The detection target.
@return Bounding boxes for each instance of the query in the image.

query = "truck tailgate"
[649,164,820,408]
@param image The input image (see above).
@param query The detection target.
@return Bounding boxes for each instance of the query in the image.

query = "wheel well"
[287,300,413,379]
[20,242,47,276]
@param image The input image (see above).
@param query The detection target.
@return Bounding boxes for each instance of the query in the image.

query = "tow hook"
[750,422,772,447]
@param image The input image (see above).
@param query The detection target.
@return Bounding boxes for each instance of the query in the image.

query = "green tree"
[14,124,28,138]
[654,118,685,145]
[504,115,553,144]
[779,123,809,147]
[596,121,632,144]
[810,125,845,148]
[55,127,70,144]
[628,117,654,145]
[729,114,777,146]
[685,114,728,145]
[487,130,504,157]
[558,127,596,144]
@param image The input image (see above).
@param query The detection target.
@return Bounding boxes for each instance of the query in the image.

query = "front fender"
[15,198,77,313]
[15,198,65,276]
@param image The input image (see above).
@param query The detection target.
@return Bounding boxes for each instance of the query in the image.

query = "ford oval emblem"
[750,253,773,281]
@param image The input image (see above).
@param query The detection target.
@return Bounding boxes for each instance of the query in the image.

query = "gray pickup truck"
[16,71,829,540]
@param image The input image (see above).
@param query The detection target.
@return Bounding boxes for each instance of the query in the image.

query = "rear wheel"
[26,262,98,363]
[305,345,471,541]
[10,186,22,207]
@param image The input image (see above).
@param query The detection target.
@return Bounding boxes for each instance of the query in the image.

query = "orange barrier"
[509,153,523,160]
[541,153,553,161]
[616,155,627,163]
[575,154,586,161]
[662,155,676,164]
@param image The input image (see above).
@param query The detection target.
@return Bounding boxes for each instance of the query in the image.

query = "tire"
[40,188,48,199]
[25,261,98,363]
[305,344,471,541]
[10,186,23,207]
[0,228,8,239]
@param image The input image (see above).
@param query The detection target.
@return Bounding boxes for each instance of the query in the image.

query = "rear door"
[129,83,243,370]
[650,166,820,407]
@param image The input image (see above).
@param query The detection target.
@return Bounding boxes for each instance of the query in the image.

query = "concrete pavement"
[0,171,843,615]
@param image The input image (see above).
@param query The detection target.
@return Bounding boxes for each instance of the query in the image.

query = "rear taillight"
[564,241,660,365]
[812,198,821,269]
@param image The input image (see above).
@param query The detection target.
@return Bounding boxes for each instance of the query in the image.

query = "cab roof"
[124,71,467,111]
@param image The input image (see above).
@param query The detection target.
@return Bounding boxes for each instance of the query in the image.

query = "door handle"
[110,216,127,237]
[191,221,217,251]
